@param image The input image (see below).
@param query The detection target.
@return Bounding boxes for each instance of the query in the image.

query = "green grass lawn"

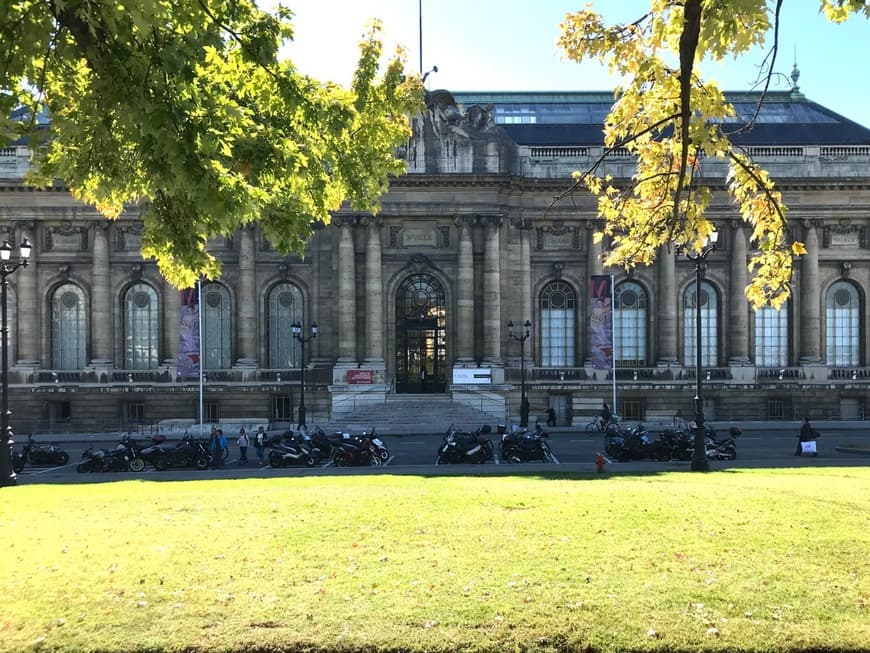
[1,468,868,653]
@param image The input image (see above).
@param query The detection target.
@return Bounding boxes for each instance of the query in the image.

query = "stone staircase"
[321,393,506,435]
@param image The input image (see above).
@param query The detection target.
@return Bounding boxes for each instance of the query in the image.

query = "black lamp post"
[508,320,532,428]
[0,238,31,486]
[291,321,317,429]
[683,230,718,472]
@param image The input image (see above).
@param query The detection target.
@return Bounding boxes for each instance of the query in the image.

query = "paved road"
[10,423,869,484]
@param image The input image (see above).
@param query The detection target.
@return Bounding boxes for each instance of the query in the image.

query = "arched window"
[51,283,88,369]
[755,304,789,367]
[614,281,647,366]
[202,283,231,369]
[124,283,159,369]
[825,281,860,366]
[268,282,303,368]
[683,280,718,367]
[540,281,575,366]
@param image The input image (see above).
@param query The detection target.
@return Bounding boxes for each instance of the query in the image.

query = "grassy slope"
[1,468,868,652]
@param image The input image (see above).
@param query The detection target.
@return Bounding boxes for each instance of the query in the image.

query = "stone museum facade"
[1,84,870,432]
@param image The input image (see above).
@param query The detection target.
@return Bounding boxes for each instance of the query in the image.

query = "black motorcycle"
[500,427,552,463]
[139,434,210,471]
[437,424,492,464]
[12,434,70,472]
[116,435,147,472]
[605,424,673,462]
[76,445,132,473]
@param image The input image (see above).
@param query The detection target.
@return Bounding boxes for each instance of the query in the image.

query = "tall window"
[124,283,159,369]
[755,304,789,367]
[51,283,88,369]
[683,280,718,367]
[540,281,575,366]
[826,281,860,366]
[614,281,647,366]
[202,283,231,369]
[268,282,302,368]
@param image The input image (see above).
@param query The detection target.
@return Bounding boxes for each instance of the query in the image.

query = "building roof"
[451,90,870,147]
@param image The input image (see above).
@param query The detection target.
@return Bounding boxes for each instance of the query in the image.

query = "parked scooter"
[12,434,70,472]
[437,424,492,464]
[268,436,316,467]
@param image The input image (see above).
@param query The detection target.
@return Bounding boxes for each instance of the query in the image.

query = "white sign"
[453,368,492,384]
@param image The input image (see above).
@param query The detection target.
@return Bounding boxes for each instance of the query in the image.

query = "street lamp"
[291,321,317,429]
[508,320,532,428]
[0,238,31,486]
[683,230,719,472]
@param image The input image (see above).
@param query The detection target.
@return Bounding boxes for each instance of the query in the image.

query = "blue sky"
[284,1,870,128]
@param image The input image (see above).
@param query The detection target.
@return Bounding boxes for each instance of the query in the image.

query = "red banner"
[346,369,373,384]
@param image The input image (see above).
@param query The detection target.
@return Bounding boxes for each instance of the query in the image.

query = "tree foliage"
[0,1,423,287]
[558,0,867,309]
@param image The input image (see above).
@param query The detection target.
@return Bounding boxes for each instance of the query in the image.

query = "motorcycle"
[116,435,147,472]
[437,424,493,464]
[705,426,741,461]
[332,435,381,467]
[500,426,552,463]
[12,434,70,472]
[268,436,316,467]
[76,445,132,473]
[605,424,673,462]
[138,434,210,471]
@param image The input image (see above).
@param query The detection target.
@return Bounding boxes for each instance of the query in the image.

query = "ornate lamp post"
[291,321,317,429]
[683,230,718,472]
[508,320,532,427]
[0,238,31,486]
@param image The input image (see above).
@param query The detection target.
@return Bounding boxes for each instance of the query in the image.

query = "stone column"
[455,218,474,361]
[799,222,822,363]
[483,217,502,365]
[364,218,384,365]
[14,222,39,365]
[162,280,179,366]
[655,244,679,365]
[728,224,750,364]
[236,226,257,366]
[90,223,112,366]
[336,218,357,363]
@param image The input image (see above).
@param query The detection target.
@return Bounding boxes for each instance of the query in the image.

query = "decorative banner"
[177,286,200,378]
[589,275,613,370]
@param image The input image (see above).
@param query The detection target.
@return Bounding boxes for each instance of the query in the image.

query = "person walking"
[211,428,226,469]
[795,417,818,457]
[600,403,613,429]
[255,426,266,465]
[546,407,557,428]
[237,428,249,464]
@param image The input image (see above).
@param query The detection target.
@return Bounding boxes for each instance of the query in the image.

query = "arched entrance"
[395,273,446,393]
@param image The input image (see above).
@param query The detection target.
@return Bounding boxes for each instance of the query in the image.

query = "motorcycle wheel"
[333,453,347,467]
[507,453,522,464]
[153,458,169,471]
[378,449,389,461]
[720,447,737,461]
[76,461,92,473]
[269,452,284,467]
[369,456,382,467]
[304,455,316,467]
[483,442,494,460]
[12,456,24,473]
[128,457,146,472]
[56,452,70,466]
[435,454,448,465]
[194,456,209,470]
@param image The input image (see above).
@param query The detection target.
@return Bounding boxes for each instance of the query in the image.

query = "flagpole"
[611,273,616,413]
[197,279,204,436]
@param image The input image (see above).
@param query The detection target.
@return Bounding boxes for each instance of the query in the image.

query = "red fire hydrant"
[596,453,606,474]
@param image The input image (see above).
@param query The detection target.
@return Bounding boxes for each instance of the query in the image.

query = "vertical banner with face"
[177,286,200,378]
[589,275,613,370]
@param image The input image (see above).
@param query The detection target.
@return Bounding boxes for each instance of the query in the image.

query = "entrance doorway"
[395,274,446,393]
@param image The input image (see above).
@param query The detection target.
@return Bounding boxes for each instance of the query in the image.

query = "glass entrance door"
[395,274,446,393]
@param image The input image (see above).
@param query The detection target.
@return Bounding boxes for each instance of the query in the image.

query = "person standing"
[795,417,818,456]
[600,403,613,429]
[237,428,249,464]
[546,407,557,428]
[255,426,266,465]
